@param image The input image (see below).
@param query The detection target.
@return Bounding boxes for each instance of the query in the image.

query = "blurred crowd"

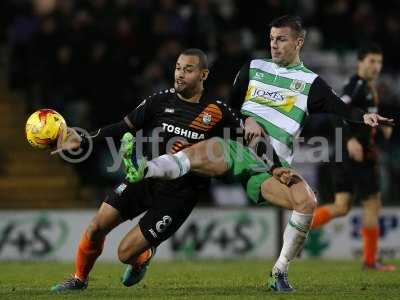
[3,0,400,125]
[2,0,400,204]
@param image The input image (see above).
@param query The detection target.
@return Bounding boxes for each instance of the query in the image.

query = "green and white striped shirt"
[229,58,365,166]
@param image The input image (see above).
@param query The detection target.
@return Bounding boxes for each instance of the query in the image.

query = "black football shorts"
[332,158,380,202]
[105,178,198,246]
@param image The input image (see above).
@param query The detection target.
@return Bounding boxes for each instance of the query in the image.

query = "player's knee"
[186,138,226,176]
[294,190,317,213]
[363,211,379,227]
[201,139,223,164]
[363,205,380,219]
[305,195,317,212]
[366,198,382,212]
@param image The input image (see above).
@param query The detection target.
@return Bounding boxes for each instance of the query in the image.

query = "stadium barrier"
[0,208,399,260]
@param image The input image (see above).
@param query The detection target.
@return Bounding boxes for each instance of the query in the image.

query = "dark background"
[1,0,400,207]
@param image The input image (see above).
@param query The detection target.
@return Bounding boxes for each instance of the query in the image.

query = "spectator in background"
[3,0,400,200]
[49,44,76,114]
[156,39,183,78]
[352,2,379,46]
[186,0,224,51]
[234,0,290,49]
[136,39,183,97]
[29,15,61,108]
[145,0,187,57]
[382,15,400,71]
[317,0,353,51]
[7,1,38,100]
[111,14,142,113]
[208,31,251,99]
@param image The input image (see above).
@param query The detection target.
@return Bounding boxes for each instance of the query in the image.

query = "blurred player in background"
[122,16,394,292]
[51,48,244,292]
[310,44,396,271]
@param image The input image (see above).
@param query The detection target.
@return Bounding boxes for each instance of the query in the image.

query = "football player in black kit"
[310,44,396,271]
[51,48,244,292]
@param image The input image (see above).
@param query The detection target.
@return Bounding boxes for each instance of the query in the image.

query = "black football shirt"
[126,88,241,158]
[125,87,242,195]
[341,74,379,148]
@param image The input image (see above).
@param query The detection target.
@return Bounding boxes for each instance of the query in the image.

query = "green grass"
[0,259,399,299]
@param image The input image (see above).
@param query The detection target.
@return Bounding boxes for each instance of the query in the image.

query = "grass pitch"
[0,259,399,299]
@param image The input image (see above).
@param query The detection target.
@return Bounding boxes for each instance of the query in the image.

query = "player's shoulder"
[214,99,242,123]
[202,91,229,107]
[133,88,176,111]
[249,58,270,69]
[213,99,238,116]
[201,96,231,113]
[344,74,365,89]
[141,88,174,104]
[146,87,177,102]
[214,99,229,108]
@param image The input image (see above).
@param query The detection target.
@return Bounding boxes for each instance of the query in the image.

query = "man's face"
[174,55,207,94]
[359,53,383,81]
[270,26,302,66]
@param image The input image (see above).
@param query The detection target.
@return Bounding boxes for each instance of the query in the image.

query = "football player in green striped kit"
[122,15,393,292]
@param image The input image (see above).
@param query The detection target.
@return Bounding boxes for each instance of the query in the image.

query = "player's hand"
[272,167,303,186]
[347,137,363,162]
[363,113,394,127]
[51,127,82,155]
[244,117,264,143]
[272,167,293,186]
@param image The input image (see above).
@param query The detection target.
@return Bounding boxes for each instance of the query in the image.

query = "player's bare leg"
[182,137,228,175]
[118,225,156,286]
[146,137,228,178]
[310,192,351,229]
[261,171,317,292]
[361,193,395,271]
[52,202,124,292]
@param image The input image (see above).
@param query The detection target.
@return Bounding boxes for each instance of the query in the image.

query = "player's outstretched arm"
[308,76,395,127]
[363,113,394,127]
[51,92,158,156]
[50,119,133,155]
[51,127,82,154]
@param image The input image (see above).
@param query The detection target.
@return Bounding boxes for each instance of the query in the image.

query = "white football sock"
[145,151,191,179]
[273,210,313,273]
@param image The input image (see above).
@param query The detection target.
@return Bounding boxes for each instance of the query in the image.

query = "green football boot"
[120,132,147,183]
[51,276,88,293]
[121,247,156,287]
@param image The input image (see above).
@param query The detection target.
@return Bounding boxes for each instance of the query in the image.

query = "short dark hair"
[181,48,208,69]
[269,15,306,38]
[357,43,383,60]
